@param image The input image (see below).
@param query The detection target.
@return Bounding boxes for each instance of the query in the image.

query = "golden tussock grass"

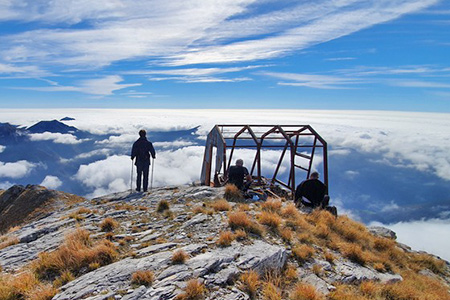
[172,249,189,264]
[216,231,235,247]
[0,271,57,300]
[234,229,247,241]
[114,202,136,211]
[131,270,155,287]
[359,281,381,297]
[324,251,335,264]
[99,217,119,232]
[175,279,206,300]
[410,252,446,274]
[312,264,322,276]
[311,224,330,240]
[296,232,316,245]
[76,207,91,214]
[283,264,298,282]
[228,211,264,236]
[210,199,231,211]
[237,203,251,211]
[262,282,281,300]
[278,227,293,243]
[290,283,325,300]
[31,228,118,281]
[373,236,396,251]
[0,235,19,250]
[26,284,57,300]
[53,270,75,287]
[328,285,369,300]
[192,205,207,214]
[258,211,282,229]
[338,243,372,266]
[224,184,243,201]
[262,199,282,213]
[239,270,260,299]
[156,200,170,212]
[292,245,315,263]
[281,203,301,220]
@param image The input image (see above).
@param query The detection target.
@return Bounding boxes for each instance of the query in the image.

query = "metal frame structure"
[200,125,328,197]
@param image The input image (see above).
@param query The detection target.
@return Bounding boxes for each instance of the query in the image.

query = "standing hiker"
[131,130,156,192]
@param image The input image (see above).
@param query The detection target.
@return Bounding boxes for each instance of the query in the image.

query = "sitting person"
[227,159,252,191]
[295,171,330,209]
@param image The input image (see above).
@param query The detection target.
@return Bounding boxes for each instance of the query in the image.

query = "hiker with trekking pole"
[131,129,156,192]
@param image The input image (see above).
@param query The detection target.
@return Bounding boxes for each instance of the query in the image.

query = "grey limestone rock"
[368,226,397,239]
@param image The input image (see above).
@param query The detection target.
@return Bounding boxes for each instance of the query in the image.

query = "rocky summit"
[0,184,449,300]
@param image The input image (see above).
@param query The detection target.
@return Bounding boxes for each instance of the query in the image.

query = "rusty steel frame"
[200,125,328,198]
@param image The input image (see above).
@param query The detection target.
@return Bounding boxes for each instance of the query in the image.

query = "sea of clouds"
[0,109,449,260]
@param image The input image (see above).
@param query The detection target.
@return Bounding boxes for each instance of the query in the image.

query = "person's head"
[236,159,244,167]
[139,129,146,137]
[310,171,319,179]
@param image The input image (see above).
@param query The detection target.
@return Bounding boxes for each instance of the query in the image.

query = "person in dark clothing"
[227,159,252,190]
[295,171,330,209]
[131,130,156,192]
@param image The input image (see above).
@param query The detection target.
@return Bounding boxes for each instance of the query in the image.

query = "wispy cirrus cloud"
[17,75,140,96]
[0,0,439,69]
[258,71,363,89]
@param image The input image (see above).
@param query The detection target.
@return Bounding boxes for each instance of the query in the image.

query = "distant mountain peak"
[60,117,75,121]
[27,119,78,134]
[0,122,27,143]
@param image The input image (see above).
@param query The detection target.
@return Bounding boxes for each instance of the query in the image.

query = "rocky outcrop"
[0,185,448,300]
[0,184,84,233]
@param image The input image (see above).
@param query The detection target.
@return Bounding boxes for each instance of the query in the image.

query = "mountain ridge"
[0,184,449,299]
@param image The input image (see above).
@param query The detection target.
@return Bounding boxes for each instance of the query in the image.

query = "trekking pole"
[150,157,155,190]
[130,158,134,193]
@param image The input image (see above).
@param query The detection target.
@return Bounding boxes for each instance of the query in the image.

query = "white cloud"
[153,141,196,149]
[2,109,450,183]
[258,71,361,89]
[0,160,36,178]
[371,219,450,262]
[344,170,359,179]
[0,181,15,190]
[0,0,438,69]
[0,145,5,153]
[40,175,62,189]
[29,132,86,144]
[19,75,141,96]
[380,201,401,213]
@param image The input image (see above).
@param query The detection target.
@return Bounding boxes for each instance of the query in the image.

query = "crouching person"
[294,171,337,216]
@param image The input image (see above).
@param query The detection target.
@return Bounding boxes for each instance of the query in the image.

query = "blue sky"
[0,0,449,111]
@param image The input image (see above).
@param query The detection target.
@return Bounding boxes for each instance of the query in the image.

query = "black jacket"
[131,137,156,166]
[295,179,327,207]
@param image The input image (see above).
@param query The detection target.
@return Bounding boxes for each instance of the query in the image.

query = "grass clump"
[0,271,57,300]
[339,243,371,266]
[99,217,119,232]
[172,249,189,264]
[217,231,235,247]
[258,211,282,229]
[157,200,170,212]
[175,279,206,300]
[131,270,155,287]
[262,199,282,213]
[228,211,263,236]
[262,282,281,300]
[210,199,231,211]
[31,228,118,281]
[292,245,315,264]
[53,270,75,287]
[239,270,260,299]
[0,235,19,250]
[279,227,293,243]
[224,184,243,201]
[290,283,325,300]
